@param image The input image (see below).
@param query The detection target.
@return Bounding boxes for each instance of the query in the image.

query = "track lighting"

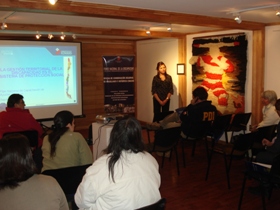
[49,0,58,5]
[36,32,41,39]
[276,11,280,17]
[48,34,54,39]
[167,26,172,32]
[60,33,66,40]
[234,14,242,24]
[1,22,7,30]
[145,28,151,35]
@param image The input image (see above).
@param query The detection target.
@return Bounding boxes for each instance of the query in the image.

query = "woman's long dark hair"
[0,134,37,190]
[49,110,74,157]
[106,116,145,182]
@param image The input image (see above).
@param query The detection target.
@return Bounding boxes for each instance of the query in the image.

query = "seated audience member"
[250,90,279,132]
[255,98,280,164]
[0,94,43,147]
[0,133,69,210]
[75,116,161,210]
[41,110,92,172]
[147,87,217,137]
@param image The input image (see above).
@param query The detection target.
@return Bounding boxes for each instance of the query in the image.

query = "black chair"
[42,164,91,209]
[206,133,254,189]
[225,112,251,143]
[135,198,166,210]
[146,127,181,175]
[238,154,280,210]
[181,119,214,167]
[206,114,233,148]
[251,124,277,159]
[205,114,232,177]
[3,130,38,149]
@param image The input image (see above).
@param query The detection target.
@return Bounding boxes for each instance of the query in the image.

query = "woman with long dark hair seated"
[41,110,92,172]
[75,116,161,210]
[0,134,69,210]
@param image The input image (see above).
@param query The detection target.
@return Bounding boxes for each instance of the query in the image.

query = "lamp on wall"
[234,14,242,24]
[49,0,58,5]
[60,32,66,40]
[1,22,7,30]
[35,32,41,39]
[145,27,151,35]
[48,34,54,39]
[167,25,172,32]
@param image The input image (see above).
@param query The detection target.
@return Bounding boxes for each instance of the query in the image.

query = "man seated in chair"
[0,94,43,147]
[147,87,218,137]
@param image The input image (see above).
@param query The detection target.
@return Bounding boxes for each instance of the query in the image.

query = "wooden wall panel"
[75,40,136,131]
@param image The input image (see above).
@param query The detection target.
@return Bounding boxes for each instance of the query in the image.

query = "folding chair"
[146,127,181,175]
[225,112,251,143]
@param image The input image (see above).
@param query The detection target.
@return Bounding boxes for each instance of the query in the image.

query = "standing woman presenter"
[151,61,173,114]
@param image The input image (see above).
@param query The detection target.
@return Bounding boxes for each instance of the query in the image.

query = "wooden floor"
[141,130,280,210]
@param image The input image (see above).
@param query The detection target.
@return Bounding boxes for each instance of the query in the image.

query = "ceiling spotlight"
[48,34,54,39]
[49,0,58,5]
[145,28,151,35]
[60,33,66,40]
[234,14,242,24]
[1,22,7,30]
[276,11,280,17]
[72,34,76,39]
[35,32,41,39]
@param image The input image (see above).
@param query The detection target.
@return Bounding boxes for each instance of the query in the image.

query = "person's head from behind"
[49,110,74,157]
[261,90,277,106]
[7,94,25,109]
[275,99,280,117]
[53,110,75,132]
[192,87,208,102]
[156,61,167,75]
[106,116,145,182]
[0,134,36,190]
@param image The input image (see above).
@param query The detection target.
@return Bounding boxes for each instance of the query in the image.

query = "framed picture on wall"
[177,63,185,75]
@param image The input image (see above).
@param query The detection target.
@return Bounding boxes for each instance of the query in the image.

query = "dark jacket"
[180,100,217,137]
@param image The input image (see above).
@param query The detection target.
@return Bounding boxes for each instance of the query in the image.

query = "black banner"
[102,56,135,114]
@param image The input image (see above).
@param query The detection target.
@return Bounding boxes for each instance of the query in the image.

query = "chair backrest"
[135,198,166,210]
[270,154,280,177]
[212,114,232,130]
[153,111,174,122]
[231,133,254,152]
[229,112,251,129]
[3,130,38,148]
[257,124,277,141]
[42,164,91,195]
[154,127,181,148]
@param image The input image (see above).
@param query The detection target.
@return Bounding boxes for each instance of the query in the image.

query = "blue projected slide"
[0,41,82,120]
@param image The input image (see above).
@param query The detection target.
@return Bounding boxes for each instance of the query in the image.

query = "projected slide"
[0,41,82,120]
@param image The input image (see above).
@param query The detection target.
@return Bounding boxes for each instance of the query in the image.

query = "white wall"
[136,39,179,122]
[265,25,280,95]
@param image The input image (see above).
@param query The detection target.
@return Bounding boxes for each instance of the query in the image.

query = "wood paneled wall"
[74,39,136,131]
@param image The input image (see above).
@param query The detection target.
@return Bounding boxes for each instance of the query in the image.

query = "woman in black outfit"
[151,61,173,114]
